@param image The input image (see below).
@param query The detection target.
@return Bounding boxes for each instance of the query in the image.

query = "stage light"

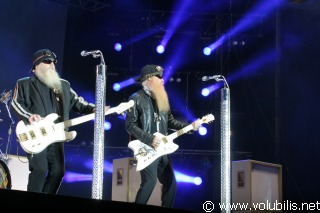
[156,45,165,54]
[193,177,202,185]
[104,121,111,130]
[232,40,246,46]
[201,88,210,96]
[113,83,121,91]
[203,47,211,56]
[114,43,122,51]
[169,77,182,83]
[198,126,207,136]
[112,78,136,91]
[175,171,203,186]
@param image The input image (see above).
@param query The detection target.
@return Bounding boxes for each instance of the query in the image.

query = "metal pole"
[201,74,231,211]
[84,51,106,200]
[220,80,231,213]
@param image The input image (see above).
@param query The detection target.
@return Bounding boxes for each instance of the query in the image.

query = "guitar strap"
[53,89,63,122]
[154,112,160,132]
[151,98,160,132]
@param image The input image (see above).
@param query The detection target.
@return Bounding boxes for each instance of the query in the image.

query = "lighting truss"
[48,0,111,12]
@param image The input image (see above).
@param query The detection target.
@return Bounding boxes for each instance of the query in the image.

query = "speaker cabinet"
[232,160,282,212]
[112,157,162,206]
[6,155,29,191]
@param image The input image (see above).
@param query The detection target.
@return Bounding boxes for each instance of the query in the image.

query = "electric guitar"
[128,114,215,171]
[16,100,134,154]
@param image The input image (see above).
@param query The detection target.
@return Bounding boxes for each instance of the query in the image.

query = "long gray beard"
[35,68,62,92]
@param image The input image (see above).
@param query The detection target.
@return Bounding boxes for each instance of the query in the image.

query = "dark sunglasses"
[42,59,56,64]
[154,74,163,79]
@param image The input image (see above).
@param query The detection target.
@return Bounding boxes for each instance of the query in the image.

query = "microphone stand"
[219,77,231,213]
[83,50,107,200]
[202,75,231,212]
[0,90,15,165]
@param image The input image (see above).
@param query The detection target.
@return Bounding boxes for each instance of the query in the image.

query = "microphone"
[202,75,222,81]
[0,90,12,103]
[80,50,100,57]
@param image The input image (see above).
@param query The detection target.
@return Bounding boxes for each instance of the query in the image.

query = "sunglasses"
[42,59,56,64]
[154,74,163,79]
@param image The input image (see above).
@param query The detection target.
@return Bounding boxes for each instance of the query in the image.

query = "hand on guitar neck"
[151,118,202,149]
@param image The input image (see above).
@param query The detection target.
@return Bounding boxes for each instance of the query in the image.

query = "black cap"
[32,49,57,67]
[135,64,164,82]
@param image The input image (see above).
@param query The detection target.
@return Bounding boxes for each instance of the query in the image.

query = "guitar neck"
[62,113,95,128]
[167,123,194,141]
[60,108,118,129]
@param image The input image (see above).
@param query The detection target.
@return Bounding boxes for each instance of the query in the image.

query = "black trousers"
[26,143,65,194]
[135,155,177,207]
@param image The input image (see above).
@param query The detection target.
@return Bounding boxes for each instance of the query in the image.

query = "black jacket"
[125,89,189,146]
[11,75,95,123]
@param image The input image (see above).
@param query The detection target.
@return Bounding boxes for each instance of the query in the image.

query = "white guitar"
[128,114,215,171]
[16,100,134,154]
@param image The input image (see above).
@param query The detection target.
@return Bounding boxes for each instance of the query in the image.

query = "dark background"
[1,0,320,212]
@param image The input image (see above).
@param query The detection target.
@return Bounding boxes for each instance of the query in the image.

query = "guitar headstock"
[114,100,134,114]
[200,114,215,124]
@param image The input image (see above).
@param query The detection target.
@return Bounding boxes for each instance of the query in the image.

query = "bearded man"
[11,49,97,194]
[125,64,201,208]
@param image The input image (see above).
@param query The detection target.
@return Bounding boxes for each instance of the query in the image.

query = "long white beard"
[35,68,62,92]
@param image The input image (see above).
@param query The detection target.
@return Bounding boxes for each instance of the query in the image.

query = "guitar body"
[15,100,134,154]
[128,114,215,171]
[16,113,77,154]
[128,132,179,171]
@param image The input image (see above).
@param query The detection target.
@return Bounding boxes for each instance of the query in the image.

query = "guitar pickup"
[40,127,47,136]
[29,130,36,140]
[18,133,28,142]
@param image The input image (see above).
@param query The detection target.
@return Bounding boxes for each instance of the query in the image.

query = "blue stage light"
[114,43,122,51]
[198,126,207,136]
[156,45,165,54]
[203,47,211,56]
[113,83,121,91]
[193,177,202,185]
[104,121,111,130]
[201,88,210,96]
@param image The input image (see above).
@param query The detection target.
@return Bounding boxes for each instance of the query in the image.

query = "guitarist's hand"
[192,119,202,131]
[28,114,43,123]
[151,136,162,149]
[93,106,111,113]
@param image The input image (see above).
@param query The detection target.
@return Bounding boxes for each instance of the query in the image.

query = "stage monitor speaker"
[232,159,282,212]
[6,155,29,191]
[112,157,162,206]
